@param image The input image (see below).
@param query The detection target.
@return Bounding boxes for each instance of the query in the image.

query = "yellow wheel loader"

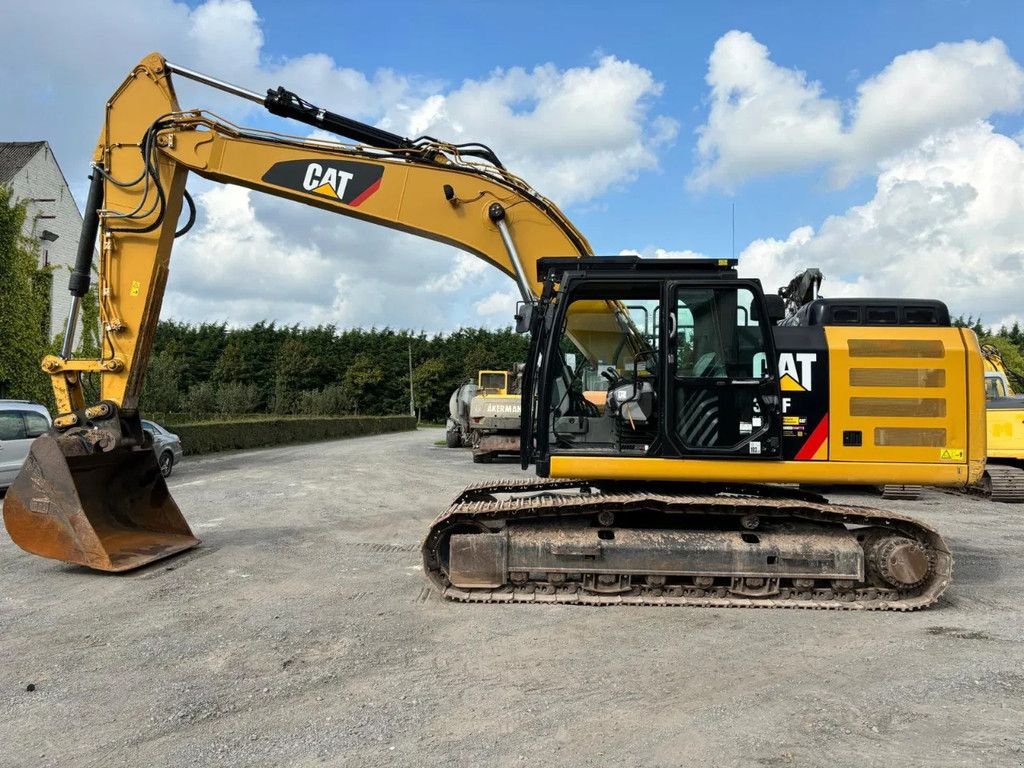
[3,54,988,609]
[445,371,522,456]
[468,370,523,463]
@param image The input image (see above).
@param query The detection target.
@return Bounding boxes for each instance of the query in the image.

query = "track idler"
[2,407,198,572]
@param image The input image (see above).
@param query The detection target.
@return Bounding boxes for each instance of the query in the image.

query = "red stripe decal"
[795,414,829,460]
[348,178,382,207]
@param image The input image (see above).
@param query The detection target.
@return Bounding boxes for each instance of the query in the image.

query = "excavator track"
[422,478,952,611]
[983,465,1024,503]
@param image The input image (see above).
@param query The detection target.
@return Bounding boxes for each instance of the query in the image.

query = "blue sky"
[253,0,1024,255]
[3,0,1023,330]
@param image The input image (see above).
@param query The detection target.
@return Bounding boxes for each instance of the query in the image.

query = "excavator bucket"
[2,434,199,572]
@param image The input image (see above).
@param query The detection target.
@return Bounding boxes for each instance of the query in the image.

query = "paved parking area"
[2,429,1023,767]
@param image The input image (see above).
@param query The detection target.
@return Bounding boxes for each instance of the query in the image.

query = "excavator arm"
[48,53,591,414]
[5,53,595,571]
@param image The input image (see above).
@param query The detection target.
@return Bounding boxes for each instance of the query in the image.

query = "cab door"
[665,282,783,459]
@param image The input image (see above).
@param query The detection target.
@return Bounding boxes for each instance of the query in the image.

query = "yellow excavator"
[3,54,988,610]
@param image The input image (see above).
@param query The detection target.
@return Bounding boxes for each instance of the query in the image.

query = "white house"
[0,140,85,343]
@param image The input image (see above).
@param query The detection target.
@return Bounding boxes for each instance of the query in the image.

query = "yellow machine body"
[550,326,985,486]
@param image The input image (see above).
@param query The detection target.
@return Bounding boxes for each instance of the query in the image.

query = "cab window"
[478,373,508,393]
[676,286,766,379]
[985,376,1007,400]
[547,287,661,454]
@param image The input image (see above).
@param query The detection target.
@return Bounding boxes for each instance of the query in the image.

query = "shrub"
[215,381,261,415]
[295,385,350,416]
[180,381,217,416]
[165,415,416,456]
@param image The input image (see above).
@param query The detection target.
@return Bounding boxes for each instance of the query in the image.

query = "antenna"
[731,202,736,259]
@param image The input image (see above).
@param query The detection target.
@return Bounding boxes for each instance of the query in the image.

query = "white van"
[0,401,52,490]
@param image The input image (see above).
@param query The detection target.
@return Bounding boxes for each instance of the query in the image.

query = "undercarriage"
[423,479,952,611]
[980,464,1024,503]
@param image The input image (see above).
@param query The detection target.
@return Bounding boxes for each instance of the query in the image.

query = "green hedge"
[165,415,417,456]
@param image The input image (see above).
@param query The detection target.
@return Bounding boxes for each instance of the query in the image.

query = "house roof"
[0,141,46,184]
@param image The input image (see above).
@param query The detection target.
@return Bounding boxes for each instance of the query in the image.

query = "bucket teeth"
[2,433,199,572]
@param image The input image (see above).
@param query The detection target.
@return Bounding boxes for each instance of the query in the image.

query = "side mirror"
[514,301,534,334]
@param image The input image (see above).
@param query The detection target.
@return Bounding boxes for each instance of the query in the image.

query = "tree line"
[141,321,529,422]
[110,314,1024,422]
[131,315,1024,421]
[953,316,1024,380]
[6,184,1024,421]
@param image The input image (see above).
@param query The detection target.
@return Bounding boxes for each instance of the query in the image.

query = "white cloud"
[474,290,520,321]
[688,30,1024,327]
[186,0,263,76]
[163,183,516,331]
[422,252,490,294]
[380,56,677,205]
[621,247,709,260]
[692,31,1024,190]
[655,248,708,260]
[1,0,674,332]
[737,122,1024,327]
[163,185,338,322]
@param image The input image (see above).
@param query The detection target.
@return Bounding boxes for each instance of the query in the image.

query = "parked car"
[0,400,51,491]
[141,419,184,478]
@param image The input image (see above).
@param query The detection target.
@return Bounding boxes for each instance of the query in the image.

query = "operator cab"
[477,371,510,395]
[524,257,786,470]
[986,372,1010,400]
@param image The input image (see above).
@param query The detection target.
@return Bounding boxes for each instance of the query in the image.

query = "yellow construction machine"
[468,369,523,463]
[979,344,1024,501]
[444,369,523,460]
[3,54,988,610]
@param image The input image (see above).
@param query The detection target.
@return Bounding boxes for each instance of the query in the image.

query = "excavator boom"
[3,53,590,572]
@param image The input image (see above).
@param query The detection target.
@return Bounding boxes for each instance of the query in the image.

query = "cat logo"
[260,159,384,207]
[303,163,355,200]
[753,352,817,391]
[779,353,816,392]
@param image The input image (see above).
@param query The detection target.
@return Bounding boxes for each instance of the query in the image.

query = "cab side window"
[676,287,766,379]
[985,377,1006,400]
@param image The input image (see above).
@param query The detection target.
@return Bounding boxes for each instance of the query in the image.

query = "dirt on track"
[2,429,1023,768]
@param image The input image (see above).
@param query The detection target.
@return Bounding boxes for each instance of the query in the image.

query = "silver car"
[0,400,51,491]
[142,419,184,478]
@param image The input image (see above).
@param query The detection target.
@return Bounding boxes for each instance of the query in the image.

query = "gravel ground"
[1,428,1023,768]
